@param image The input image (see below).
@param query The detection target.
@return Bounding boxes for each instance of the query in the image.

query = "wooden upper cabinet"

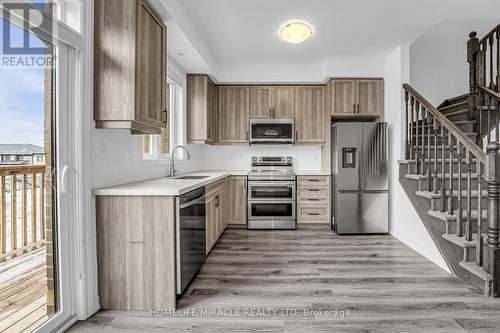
[94,0,167,134]
[218,86,249,144]
[356,80,384,117]
[249,86,294,119]
[329,79,384,118]
[294,86,326,143]
[249,86,271,118]
[187,75,217,144]
[329,80,356,115]
[271,86,295,118]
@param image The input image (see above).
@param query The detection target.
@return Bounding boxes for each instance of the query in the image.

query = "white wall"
[384,46,450,272]
[189,144,322,172]
[410,18,499,106]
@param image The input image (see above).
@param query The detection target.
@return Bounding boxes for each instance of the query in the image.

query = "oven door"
[248,181,296,200]
[248,200,296,221]
[250,119,294,144]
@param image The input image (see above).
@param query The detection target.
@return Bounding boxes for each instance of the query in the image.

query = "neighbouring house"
[0,144,45,165]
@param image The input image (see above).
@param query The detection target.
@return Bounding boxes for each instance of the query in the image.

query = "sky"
[0,13,48,148]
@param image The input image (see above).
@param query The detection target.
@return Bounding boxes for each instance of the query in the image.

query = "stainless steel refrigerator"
[331,122,388,234]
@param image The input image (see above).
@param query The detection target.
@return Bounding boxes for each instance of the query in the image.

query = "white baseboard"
[390,230,451,273]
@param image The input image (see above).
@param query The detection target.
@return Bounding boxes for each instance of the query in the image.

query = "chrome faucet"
[169,145,191,177]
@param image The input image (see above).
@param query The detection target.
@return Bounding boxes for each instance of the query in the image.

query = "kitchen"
[56,0,500,332]
[90,0,388,310]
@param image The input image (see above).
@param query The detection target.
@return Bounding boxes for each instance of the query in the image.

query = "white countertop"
[92,171,246,196]
[295,170,330,176]
[93,170,329,196]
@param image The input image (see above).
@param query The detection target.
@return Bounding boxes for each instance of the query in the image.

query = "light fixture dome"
[280,21,313,44]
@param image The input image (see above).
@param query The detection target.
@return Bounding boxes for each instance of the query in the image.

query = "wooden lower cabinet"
[297,175,331,224]
[96,195,176,310]
[225,176,247,225]
[206,179,225,254]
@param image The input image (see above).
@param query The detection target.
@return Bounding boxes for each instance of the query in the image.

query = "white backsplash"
[178,144,323,172]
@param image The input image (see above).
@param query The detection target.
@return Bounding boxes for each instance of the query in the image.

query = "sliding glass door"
[0,2,80,331]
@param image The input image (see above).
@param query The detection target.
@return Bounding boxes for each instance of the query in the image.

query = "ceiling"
[156,0,500,80]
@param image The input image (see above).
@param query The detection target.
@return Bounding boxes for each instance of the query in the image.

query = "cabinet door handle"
[308,179,320,182]
[357,104,360,114]
[308,189,320,192]
[308,213,320,216]
[207,128,211,138]
[215,195,220,207]
[295,131,298,142]
[163,107,168,127]
[246,130,249,141]
[353,103,356,114]
[308,198,320,201]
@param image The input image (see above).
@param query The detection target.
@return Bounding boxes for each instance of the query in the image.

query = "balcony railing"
[0,165,47,262]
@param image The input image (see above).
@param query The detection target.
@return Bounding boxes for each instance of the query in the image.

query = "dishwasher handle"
[179,195,206,210]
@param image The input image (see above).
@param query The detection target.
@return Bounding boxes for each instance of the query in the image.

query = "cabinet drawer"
[298,195,330,205]
[206,178,226,198]
[298,176,330,186]
[298,185,329,196]
[298,205,329,224]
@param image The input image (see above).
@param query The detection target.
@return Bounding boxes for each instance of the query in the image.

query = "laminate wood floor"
[68,227,500,333]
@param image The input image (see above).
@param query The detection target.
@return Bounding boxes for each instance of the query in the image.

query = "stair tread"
[443,109,468,117]
[416,190,487,199]
[442,233,477,247]
[412,132,477,138]
[428,209,487,221]
[459,261,493,282]
[406,173,480,180]
[438,101,468,111]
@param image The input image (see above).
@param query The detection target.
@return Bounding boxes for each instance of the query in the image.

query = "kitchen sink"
[175,175,209,180]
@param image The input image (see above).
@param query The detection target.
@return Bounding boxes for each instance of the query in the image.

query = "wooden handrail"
[0,165,45,176]
[403,83,487,163]
[480,23,500,43]
[478,85,500,101]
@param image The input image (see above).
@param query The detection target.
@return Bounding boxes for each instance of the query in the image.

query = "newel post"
[485,142,500,297]
[467,32,480,121]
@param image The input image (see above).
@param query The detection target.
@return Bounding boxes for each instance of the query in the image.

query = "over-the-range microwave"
[249,118,294,145]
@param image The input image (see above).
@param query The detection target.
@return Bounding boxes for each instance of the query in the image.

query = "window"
[36,155,43,162]
[143,77,183,160]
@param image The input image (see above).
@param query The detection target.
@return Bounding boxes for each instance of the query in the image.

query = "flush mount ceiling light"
[280,21,313,44]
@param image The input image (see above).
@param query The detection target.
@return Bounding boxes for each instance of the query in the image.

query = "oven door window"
[250,186,293,200]
[251,123,293,139]
[250,202,293,217]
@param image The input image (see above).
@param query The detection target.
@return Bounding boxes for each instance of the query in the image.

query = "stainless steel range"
[247,156,296,230]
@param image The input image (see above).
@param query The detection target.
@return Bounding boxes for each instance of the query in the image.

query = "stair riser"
[410,136,478,145]
[443,219,485,236]
[430,196,486,212]
[413,177,481,192]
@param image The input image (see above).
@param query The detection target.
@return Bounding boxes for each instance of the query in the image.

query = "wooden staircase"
[398,24,500,297]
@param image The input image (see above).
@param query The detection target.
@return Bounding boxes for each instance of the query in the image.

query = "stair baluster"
[410,96,415,162]
[465,150,473,241]
[441,125,447,212]
[457,142,464,237]
[405,91,410,159]
[489,35,495,90]
[421,106,426,175]
[416,101,421,174]
[477,163,484,266]
[427,111,432,191]
[433,117,439,194]
[448,133,454,216]
[496,30,499,92]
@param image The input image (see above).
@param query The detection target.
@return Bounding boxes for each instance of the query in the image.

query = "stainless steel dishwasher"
[176,187,206,295]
